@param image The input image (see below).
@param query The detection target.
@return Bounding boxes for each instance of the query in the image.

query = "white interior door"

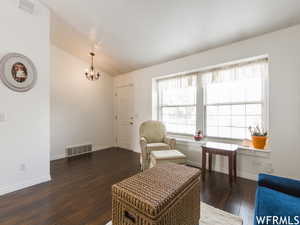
[116,85,134,150]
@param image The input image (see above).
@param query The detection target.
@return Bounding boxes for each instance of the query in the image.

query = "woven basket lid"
[112,163,200,218]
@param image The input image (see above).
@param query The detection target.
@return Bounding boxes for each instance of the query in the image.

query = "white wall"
[0,0,50,195]
[114,25,300,181]
[50,45,114,160]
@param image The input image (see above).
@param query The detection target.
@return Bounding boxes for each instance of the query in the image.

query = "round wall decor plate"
[0,53,37,92]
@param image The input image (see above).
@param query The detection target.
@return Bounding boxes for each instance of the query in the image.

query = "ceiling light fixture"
[85,52,101,81]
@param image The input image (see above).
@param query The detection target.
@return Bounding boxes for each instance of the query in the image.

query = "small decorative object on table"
[248,126,268,149]
[194,129,204,141]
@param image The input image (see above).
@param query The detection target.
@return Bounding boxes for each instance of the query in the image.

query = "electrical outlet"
[0,113,7,122]
[20,164,26,172]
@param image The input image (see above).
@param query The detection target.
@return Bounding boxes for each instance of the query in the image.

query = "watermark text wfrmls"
[256,216,300,225]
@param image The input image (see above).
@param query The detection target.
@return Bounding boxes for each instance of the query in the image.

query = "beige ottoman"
[150,150,186,168]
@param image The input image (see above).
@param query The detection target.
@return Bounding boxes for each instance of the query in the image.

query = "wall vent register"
[66,144,93,158]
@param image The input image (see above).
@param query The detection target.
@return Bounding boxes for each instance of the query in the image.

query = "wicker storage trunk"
[112,163,201,225]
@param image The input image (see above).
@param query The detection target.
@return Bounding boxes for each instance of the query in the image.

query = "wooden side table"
[201,142,238,183]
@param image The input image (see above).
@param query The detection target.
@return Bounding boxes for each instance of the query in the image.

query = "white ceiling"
[42,0,300,75]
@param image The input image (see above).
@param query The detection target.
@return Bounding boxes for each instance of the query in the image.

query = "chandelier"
[85,52,101,81]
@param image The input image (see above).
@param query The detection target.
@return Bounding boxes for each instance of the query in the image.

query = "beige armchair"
[139,120,176,170]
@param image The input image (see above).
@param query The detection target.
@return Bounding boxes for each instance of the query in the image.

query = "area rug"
[106,202,243,225]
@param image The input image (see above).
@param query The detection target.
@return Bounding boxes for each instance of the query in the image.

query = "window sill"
[173,136,271,157]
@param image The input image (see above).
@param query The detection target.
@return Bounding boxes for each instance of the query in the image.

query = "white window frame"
[203,101,268,141]
[156,75,198,136]
[154,56,269,141]
[202,60,269,141]
[158,104,197,136]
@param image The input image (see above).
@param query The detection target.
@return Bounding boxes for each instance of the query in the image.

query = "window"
[202,59,268,139]
[155,57,268,140]
[157,75,197,134]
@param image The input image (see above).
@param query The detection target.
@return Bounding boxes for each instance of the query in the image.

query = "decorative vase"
[194,130,203,141]
[194,135,203,141]
[252,136,267,149]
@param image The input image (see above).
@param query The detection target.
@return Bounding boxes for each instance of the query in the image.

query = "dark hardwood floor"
[0,148,257,225]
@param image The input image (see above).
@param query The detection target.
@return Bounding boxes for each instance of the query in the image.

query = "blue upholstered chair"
[254,173,300,225]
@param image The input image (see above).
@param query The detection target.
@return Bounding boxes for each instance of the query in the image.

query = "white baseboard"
[0,174,51,196]
[93,145,112,152]
[186,160,258,181]
[50,153,66,161]
[50,145,114,161]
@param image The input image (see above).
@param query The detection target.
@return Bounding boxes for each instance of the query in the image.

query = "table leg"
[208,153,212,172]
[202,149,206,180]
[228,154,233,183]
[233,152,237,181]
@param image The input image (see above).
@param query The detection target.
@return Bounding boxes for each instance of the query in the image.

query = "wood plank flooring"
[0,148,257,225]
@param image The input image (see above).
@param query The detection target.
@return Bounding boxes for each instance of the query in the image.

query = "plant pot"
[252,136,268,149]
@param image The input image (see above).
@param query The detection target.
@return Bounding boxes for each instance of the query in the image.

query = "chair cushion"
[146,143,170,151]
[150,150,187,167]
[151,150,186,160]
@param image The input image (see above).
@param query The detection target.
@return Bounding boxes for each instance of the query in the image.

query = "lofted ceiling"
[42,0,300,76]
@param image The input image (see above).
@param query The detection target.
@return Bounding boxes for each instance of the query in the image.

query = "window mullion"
[196,75,204,134]
[205,101,262,107]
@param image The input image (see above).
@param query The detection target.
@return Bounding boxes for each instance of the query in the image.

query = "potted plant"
[248,126,268,149]
[194,129,204,141]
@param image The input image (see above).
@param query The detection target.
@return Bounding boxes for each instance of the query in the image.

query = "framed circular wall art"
[0,53,37,92]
